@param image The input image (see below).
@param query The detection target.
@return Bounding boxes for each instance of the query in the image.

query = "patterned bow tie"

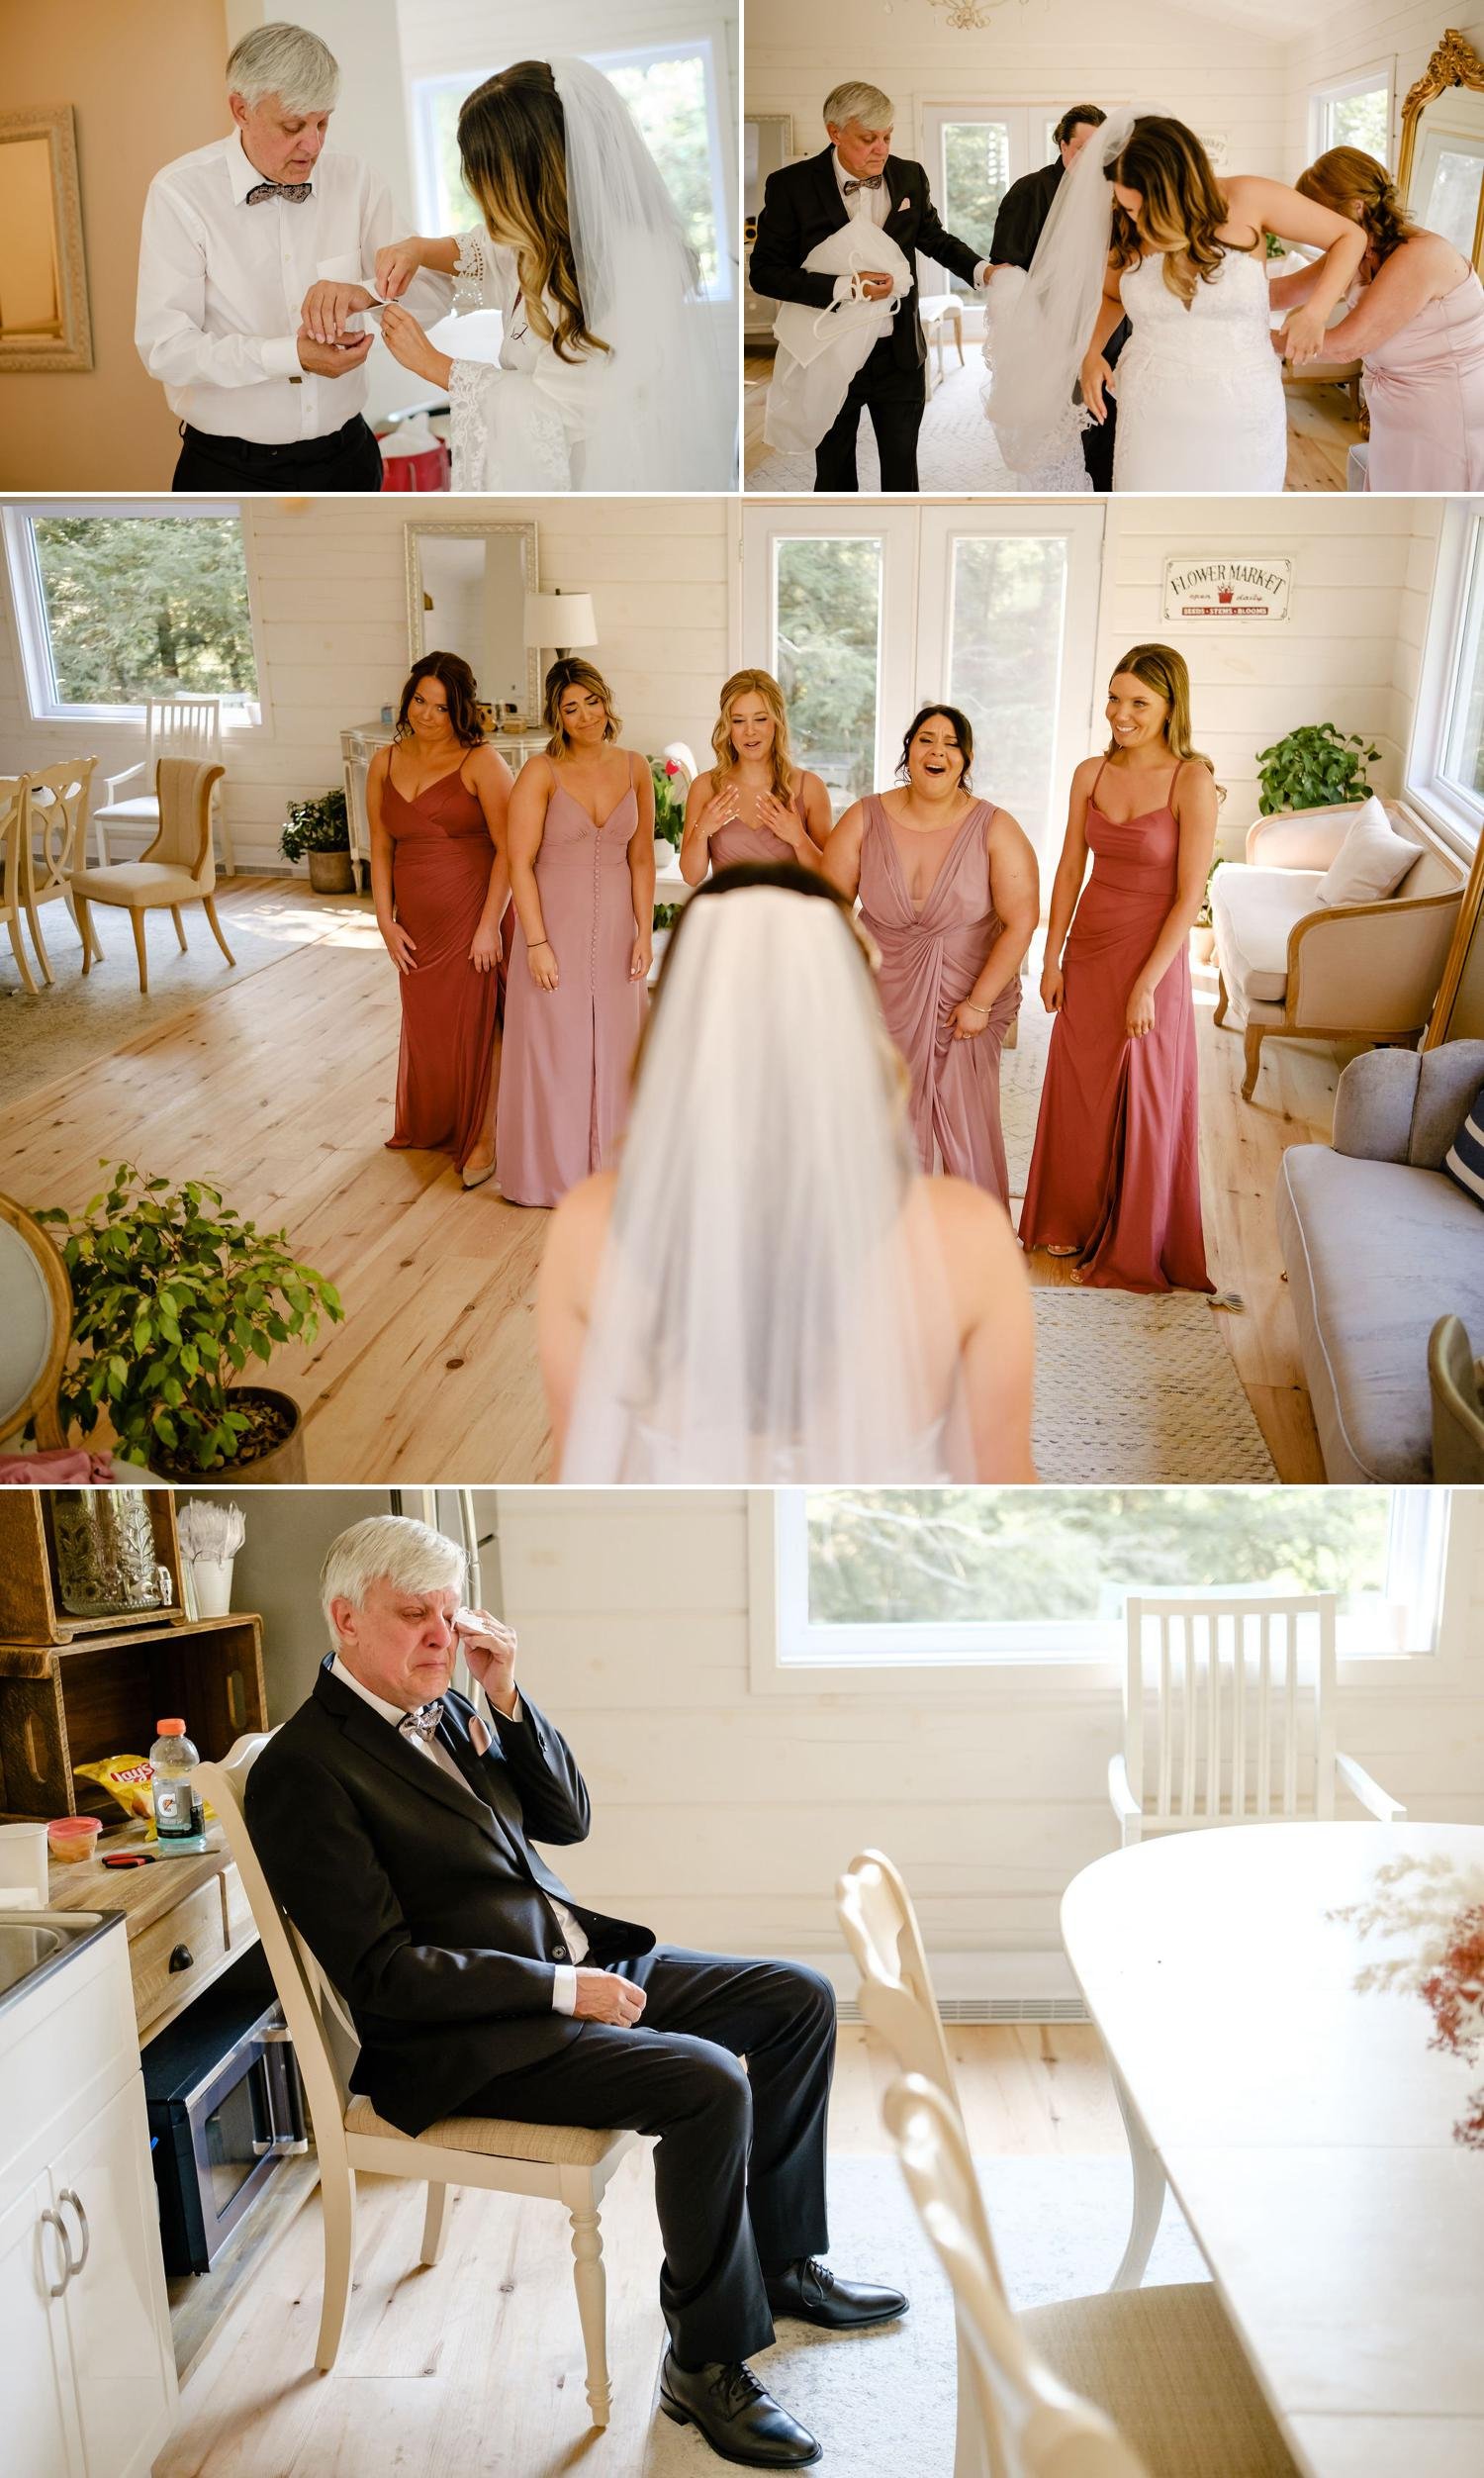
[843,174,884,194]
[399,1699,444,1746]
[245,180,313,205]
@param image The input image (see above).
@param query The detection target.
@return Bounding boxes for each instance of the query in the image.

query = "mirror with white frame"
[405,523,540,727]
[0,106,92,371]
[1399,33,1484,271]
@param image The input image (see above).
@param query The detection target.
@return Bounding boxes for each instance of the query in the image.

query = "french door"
[918,105,1062,293]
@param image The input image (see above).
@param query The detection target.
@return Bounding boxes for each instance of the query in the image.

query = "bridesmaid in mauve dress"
[680,668,832,883]
[1021,644,1216,1292]
[824,705,1040,1204]
[498,657,654,1208]
[368,652,513,1186]
[1287,149,1484,489]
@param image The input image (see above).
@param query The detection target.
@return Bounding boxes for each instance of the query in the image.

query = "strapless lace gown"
[1114,250,1286,492]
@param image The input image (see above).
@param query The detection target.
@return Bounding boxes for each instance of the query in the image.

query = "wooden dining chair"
[0,777,43,994]
[92,694,233,872]
[197,1734,637,2423]
[72,757,234,995]
[883,2071,1299,2478]
[19,757,102,982]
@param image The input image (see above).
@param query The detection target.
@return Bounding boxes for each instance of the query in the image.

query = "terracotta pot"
[308,848,355,895]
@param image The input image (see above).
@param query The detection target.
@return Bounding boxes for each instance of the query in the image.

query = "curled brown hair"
[710,669,795,805]
[1106,644,1224,801]
[1107,116,1234,308]
[394,650,483,745]
[896,704,974,793]
[1296,147,1418,267]
[544,656,621,756]
[457,61,607,363]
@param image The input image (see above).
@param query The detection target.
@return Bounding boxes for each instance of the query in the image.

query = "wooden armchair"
[20,757,101,982]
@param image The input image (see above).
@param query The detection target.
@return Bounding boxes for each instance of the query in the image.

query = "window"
[3,505,259,724]
[775,535,884,814]
[1407,499,1484,854]
[761,1487,1451,1678]
[411,33,731,299]
[1310,71,1392,166]
[920,106,1064,296]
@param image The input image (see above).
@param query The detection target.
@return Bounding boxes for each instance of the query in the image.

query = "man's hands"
[301,280,374,344]
[573,1969,647,2026]
[857,270,894,302]
[454,1606,518,1714]
[296,328,373,380]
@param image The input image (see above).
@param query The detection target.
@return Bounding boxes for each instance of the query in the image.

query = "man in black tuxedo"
[988,103,1125,492]
[749,79,990,491]
[247,1515,906,2471]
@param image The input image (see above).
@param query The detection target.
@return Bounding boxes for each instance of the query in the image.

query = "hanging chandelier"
[924,0,1028,26]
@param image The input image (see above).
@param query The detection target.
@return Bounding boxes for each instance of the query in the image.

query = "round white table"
[1062,1823,1484,2478]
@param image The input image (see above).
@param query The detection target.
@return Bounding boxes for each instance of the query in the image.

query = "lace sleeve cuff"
[454,227,494,312]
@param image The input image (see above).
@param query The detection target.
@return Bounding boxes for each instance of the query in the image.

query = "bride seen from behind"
[538,865,1037,1483]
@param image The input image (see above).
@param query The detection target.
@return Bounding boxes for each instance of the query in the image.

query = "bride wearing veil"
[371,57,731,491]
[538,863,1037,1483]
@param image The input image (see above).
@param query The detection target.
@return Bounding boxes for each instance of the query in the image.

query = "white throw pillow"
[1313,796,1418,908]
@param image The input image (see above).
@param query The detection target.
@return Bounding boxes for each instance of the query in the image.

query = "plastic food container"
[46,1817,102,1864]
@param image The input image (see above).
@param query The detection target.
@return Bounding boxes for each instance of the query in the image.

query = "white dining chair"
[19,757,102,982]
[73,757,235,995]
[883,2071,1299,2478]
[92,694,233,873]
[197,1734,637,2423]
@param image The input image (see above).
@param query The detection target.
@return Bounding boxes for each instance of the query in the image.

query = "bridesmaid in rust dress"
[824,706,1039,1205]
[369,652,512,1187]
[498,658,654,1208]
[1021,643,1217,1291]
[680,668,832,881]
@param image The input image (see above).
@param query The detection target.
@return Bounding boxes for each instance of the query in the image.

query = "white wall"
[1283,6,1484,176]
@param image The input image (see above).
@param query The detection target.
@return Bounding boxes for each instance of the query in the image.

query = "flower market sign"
[1162,556,1292,622]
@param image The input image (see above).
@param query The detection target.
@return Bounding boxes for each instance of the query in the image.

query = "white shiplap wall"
[1283,6,1484,177]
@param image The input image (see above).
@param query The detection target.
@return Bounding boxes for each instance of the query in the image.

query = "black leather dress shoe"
[765,2257,909,2330]
[659,2352,820,2468]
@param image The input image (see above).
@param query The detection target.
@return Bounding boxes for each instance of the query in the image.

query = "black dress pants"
[455,1949,838,2368]
[171,413,384,493]
[814,334,925,492]
[1082,318,1130,494]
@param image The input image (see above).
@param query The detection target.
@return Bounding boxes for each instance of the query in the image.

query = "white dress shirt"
[329,1655,588,2013]
[829,147,988,302]
[136,133,435,443]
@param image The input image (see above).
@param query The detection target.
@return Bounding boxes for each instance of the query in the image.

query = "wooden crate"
[0,1490,187,1645]
[0,1612,267,1820]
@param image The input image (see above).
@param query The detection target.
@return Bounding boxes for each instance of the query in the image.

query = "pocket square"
[897,194,912,212]
[469,1713,493,1757]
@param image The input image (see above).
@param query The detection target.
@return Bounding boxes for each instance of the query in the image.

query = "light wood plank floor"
[0,881,1342,1482]
[157,2024,1123,2478]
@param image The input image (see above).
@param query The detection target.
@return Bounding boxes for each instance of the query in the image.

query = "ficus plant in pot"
[1254,722,1381,816]
[33,1164,343,1481]
[281,788,354,894]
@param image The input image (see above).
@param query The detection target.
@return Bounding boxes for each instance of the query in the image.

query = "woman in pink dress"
[823,706,1039,1206]
[1021,645,1216,1292]
[1282,148,1484,488]
[368,652,512,1187]
[679,669,832,882]
[497,657,654,1208]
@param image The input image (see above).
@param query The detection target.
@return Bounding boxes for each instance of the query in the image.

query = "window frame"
[747,1488,1468,1699]
[1405,497,1484,859]
[1307,63,1394,167]
[1,499,268,731]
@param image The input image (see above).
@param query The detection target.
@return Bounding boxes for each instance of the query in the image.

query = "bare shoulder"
[542,1170,616,1295]
[928,1176,1022,1286]
[368,741,391,780]
[467,739,514,786]
[1070,753,1102,792]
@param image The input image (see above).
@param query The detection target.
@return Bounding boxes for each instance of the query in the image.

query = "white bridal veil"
[559,886,970,1482]
[551,53,732,491]
[984,104,1142,478]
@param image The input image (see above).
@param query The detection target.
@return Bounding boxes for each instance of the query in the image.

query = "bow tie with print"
[245,180,313,205]
[842,174,884,194]
[399,1699,445,1746]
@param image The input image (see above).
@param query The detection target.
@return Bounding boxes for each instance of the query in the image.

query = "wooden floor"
[742,346,1361,490]
[157,2023,1122,2478]
[0,881,1339,1482]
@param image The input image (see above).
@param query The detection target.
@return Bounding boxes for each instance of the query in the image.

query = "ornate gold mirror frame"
[0,105,92,373]
[1397,30,1484,273]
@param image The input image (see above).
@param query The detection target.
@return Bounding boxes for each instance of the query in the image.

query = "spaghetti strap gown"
[858,794,1021,1203]
[497,778,645,1207]
[1021,761,1212,1292]
[383,763,502,1174]
[708,802,798,872]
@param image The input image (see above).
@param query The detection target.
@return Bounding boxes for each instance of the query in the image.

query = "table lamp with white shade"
[523,591,598,661]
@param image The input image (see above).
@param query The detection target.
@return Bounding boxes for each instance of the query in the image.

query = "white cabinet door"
[54,2076,177,2478]
[0,2169,85,2478]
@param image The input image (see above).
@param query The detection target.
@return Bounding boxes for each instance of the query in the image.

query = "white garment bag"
[764,223,914,454]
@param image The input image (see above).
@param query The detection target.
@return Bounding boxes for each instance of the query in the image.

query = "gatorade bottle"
[150,1719,199,1843]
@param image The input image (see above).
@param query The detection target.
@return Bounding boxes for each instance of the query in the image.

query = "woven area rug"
[1033,1289,1276,1482]
[748,359,1022,494]
[642,2153,1207,2478]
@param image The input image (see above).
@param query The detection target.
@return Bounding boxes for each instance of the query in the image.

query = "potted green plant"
[650,755,689,873]
[1254,723,1381,816]
[33,1164,343,1483]
[281,788,354,894]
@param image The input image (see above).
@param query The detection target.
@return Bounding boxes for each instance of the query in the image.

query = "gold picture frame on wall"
[1397,30,1484,275]
[0,104,93,373]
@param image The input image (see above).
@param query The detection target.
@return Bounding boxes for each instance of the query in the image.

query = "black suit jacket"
[245,1658,654,2135]
[990,160,1065,271]
[749,146,983,370]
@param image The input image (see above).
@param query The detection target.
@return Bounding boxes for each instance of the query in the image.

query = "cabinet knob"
[168,1944,194,1973]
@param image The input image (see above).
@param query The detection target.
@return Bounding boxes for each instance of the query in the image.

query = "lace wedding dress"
[1113,249,1287,490]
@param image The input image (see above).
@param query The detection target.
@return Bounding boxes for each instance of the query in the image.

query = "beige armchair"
[73,756,234,995]
[1211,800,1464,1100]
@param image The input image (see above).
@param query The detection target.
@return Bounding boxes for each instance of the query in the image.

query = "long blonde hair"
[1296,147,1419,267]
[1108,117,1233,309]
[457,61,608,363]
[1106,644,1223,799]
[709,670,795,805]
[543,657,621,757]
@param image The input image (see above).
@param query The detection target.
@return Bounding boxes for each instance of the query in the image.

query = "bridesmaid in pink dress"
[498,658,654,1208]
[1286,149,1484,488]
[368,653,512,1186]
[824,706,1039,1204]
[1021,645,1216,1292]
[679,668,832,882]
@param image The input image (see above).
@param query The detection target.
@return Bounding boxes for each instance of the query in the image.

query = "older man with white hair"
[246,1514,907,2470]
[136,22,437,491]
[749,78,992,490]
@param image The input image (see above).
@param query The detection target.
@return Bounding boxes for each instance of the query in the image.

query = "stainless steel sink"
[0,1911,105,2003]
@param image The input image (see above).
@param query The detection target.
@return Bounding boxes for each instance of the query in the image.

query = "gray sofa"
[1276,1041,1484,1482]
